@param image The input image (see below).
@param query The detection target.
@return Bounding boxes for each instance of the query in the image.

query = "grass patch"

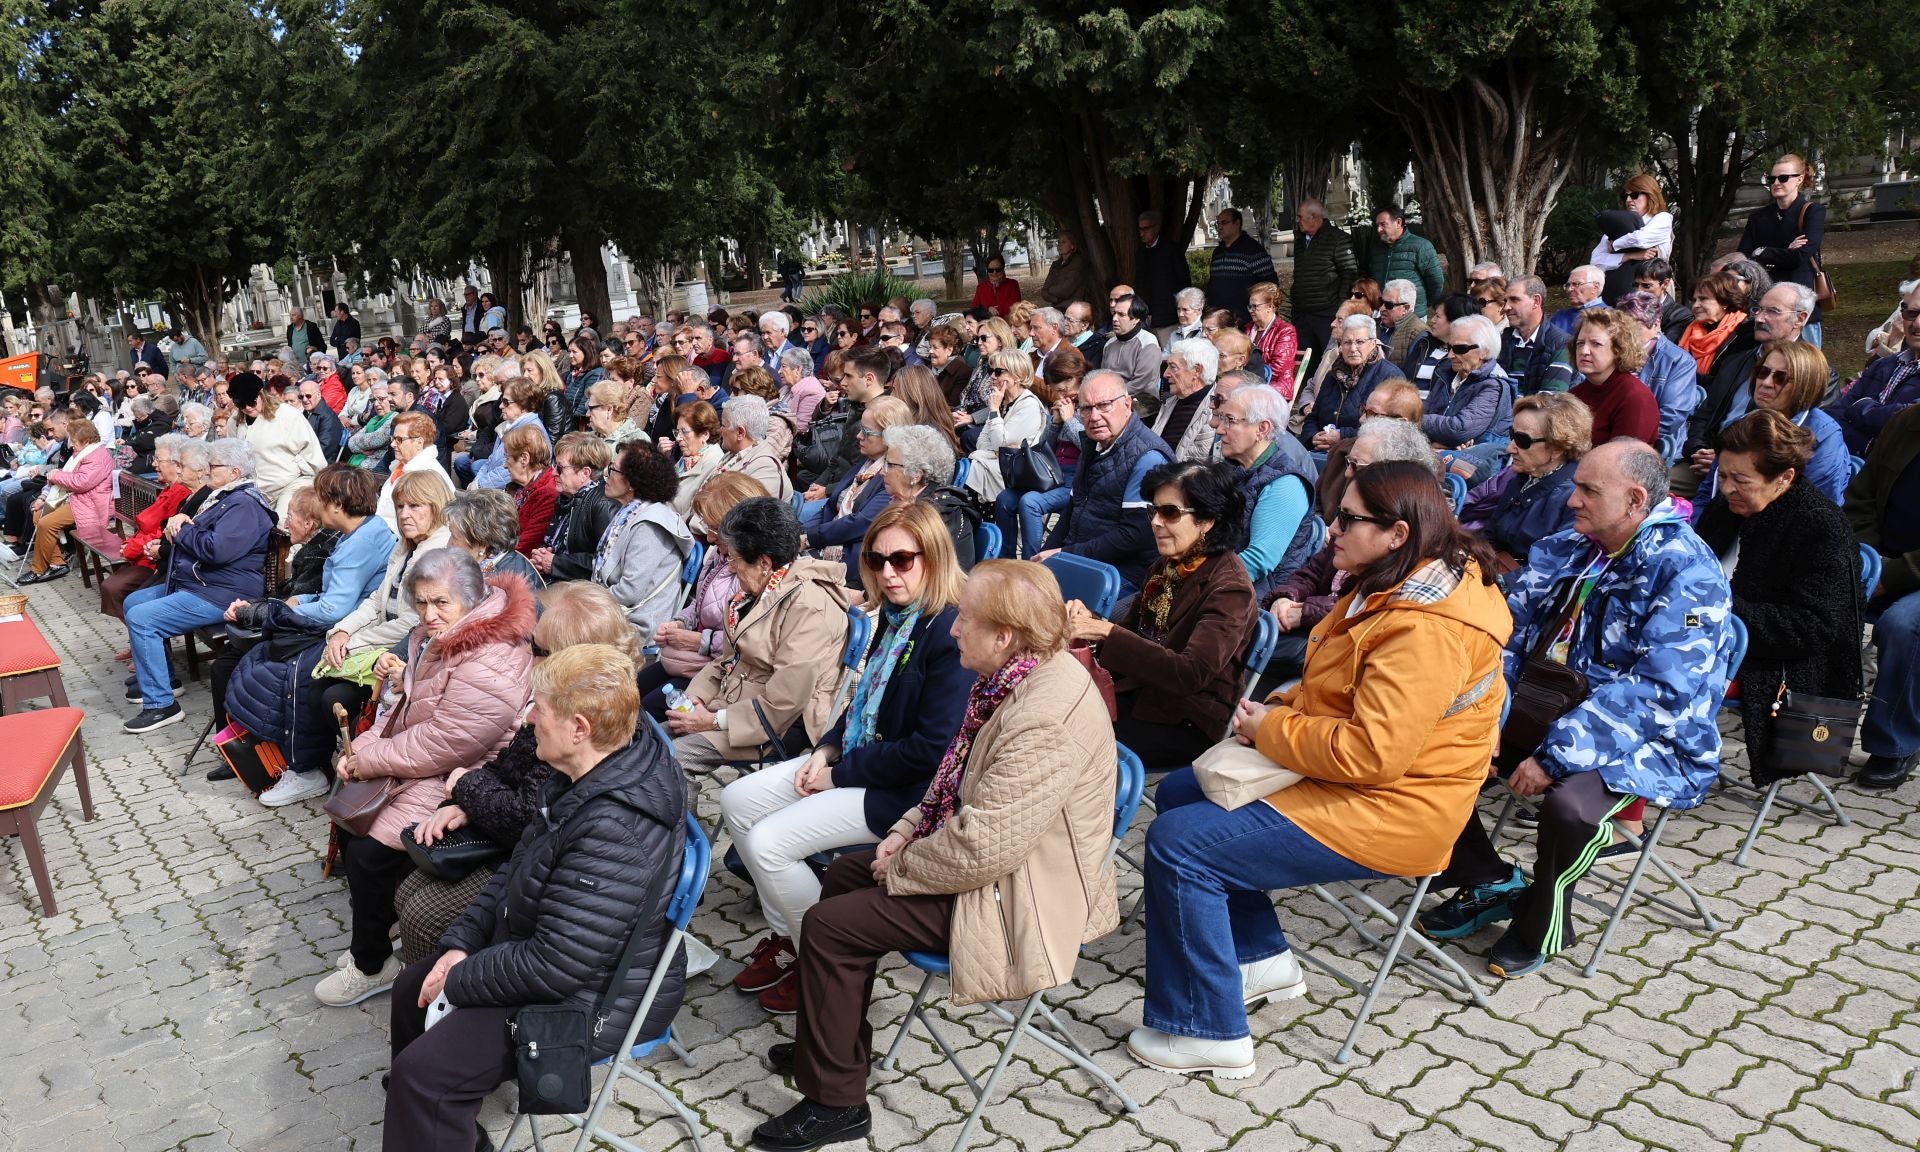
[1822,259,1909,381]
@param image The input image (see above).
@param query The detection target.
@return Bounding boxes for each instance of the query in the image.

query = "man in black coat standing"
[1289,198,1360,367]
[1133,209,1192,344]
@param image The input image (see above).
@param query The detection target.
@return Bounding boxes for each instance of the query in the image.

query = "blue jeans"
[1865,589,1920,757]
[452,452,475,486]
[125,584,227,709]
[1802,320,1823,349]
[993,486,1072,560]
[1142,767,1383,1040]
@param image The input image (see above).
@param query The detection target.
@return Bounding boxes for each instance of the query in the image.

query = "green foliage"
[800,270,920,319]
[0,0,53,295]
[1538,187,1614,283]
[1185,250,1211,292]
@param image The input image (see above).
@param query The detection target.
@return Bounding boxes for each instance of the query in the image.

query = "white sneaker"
[1126,1027,1257,1079]
[0,541,18,562]
[260,770,329,808]
[1242,949,1308,1008]
[315,953,400,1006]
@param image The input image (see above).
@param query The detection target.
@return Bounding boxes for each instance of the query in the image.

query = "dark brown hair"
[1347,460,1501,597]
[312,463,380,517]
[1717,408,1812,480]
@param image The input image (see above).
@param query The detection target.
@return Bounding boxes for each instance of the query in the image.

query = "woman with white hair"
[1421,313,1513,450]
[777,346,827,433]
[1298,314,1408,452]
[882,423,977,568]
[178,400,213,441]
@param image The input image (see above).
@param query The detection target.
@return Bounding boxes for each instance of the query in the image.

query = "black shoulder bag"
[1494,578,1592,774]
[1758,560,1865,779]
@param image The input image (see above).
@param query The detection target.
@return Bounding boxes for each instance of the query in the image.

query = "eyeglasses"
[1336,338,1373,349]
[1148,503,1195,522]
[1754,305,1805,320]
[1509,430,1542,450]
[801,324,818,333]
[987,265,1005,274]
[855,425,882,439]
[1075,395,1126,416]
[862,549,921,573]
[1213,413,1256,429]
[1333,509,1397,531]
[1766,172,1803,184]
[1752,366,1793,386]
[588,403,611,413]
[1379,300,1408,312]
[1447,343,1480,356]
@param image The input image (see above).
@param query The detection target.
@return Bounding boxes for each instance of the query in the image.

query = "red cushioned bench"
[0,616,70,714]
[0,707,94,916]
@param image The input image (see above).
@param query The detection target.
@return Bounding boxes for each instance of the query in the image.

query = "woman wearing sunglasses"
[961,350,1050,503]
[1458,392,1591,576]
[1129,460,1510,1079]
[719,501,972,1015]
[1069,460,1257,768]
[1693,339,1850,509]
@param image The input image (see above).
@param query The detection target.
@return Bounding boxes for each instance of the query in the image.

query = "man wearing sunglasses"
[1738,153,1827,347]
[1831,285,1920,457]
[1032,370,1171,592]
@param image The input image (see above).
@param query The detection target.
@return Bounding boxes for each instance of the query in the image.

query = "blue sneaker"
[1487,929,1547,978]
[1418,865,1525,939]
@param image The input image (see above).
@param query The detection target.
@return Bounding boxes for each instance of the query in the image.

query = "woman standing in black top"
[1737,153,1827,344]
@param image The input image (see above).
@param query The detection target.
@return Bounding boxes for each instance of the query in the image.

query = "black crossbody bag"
[1758,564,1866,779]
[1495,579,1595,775]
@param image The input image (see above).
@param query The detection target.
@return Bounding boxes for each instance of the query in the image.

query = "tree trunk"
[1280,138,1337,220]
[564,231,614,330]
[940,234,966,302]
[1395,61,1578,291]
[486,239,528,333]
[1653,104,1764,288]
[23,283,71,360]
[743,238,765,291]
[175,265,225,358]
[967,227,1004,297]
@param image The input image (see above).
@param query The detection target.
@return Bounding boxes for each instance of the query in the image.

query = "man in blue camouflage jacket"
[1419,440,1734,978]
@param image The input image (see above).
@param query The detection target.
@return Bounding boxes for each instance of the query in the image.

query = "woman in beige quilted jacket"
[749,559,1120,1152]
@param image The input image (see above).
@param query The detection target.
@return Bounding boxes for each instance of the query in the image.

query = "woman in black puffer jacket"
[385,643,687,1152]
[391,582,640,964]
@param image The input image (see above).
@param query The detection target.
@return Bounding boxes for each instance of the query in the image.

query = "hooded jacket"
[244,404,329,517]
[441,721,687,1060]
[592,501,694,644]
[1503,504,1734,808]
[331,525,455,656]
[1257,559,1512,877]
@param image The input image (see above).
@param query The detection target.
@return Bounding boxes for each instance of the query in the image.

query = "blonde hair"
[862,395,911,431]
[587,378,627,412]
[1511,392,1594,458]
[1574,308,1648,374]
[858,501,966,614]
[555,430,612,471]
[690,470,765,532]
[1249,282,1286,310]
[965,559,1069,656]
[535,583,643,662]
[391,469,455,537]
[521,351,566,396]
[533,644,640,752]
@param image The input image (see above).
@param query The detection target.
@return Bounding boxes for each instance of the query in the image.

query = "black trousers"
[1439,770,1631,956]
[1114,696,1216,771]
[3,484,42,541]
[385,954,516,1152]
[307,677,373,777]
[1296,310,1336,369]
[341,829,415,974]
[637,661,689,723]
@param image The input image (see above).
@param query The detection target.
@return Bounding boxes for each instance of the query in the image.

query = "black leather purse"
[402,823,509,882]
[1494,581,1592,774]
[1758,569,1866,779]
[1000,436,1064,494]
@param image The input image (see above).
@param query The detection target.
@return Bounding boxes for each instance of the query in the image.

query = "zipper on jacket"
[992,883,1017,968]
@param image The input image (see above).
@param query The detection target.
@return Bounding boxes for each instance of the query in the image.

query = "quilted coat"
[885,650,1119,1006]
[1503,504,1734,808]
[45,441,118,554]
[441,719,686,1060]
[685,556,852,759]
[659,548,740,681]
[347,575,536,851]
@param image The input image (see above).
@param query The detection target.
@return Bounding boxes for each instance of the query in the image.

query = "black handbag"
[1494,580,1593,774]
[1000,436,1064,494]
[402,822,509,882]
[1763,685,1860,779]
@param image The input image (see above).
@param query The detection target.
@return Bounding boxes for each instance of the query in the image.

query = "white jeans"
[719,755,877,940]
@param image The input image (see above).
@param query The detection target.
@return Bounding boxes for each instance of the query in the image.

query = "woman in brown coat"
[751,560,1120,1151]
[1072,460,1256,767]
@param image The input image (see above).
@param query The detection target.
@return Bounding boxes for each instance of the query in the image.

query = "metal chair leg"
[1734,780,1785,867]
[949,994,1045,1152]
[878,968,945,1074]
[183,714,219,774]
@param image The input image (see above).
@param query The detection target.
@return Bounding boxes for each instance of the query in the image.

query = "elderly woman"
[346,384,397,468]
[230,371,328,517]
[123,394,176,474]
[1568,308,1659,446]
[18,415,116,585]
[1151,338,1223,463]
[956,316,1019,422]
[446,487,545,590]
[666,497,852,777]
[729,364,798,465]
[122,438,278,733]
[586,377,645,453]
[1421,312,1514,488]
[100,434,197,622]
[755,559,1118,1148]
[960,351,1049,502]
[392,582,640,966]
[178,400,213,441]
[1300,315,1408,452]
[799,396,908,573]
[669,399,723,517]
[1461,392,1593,573]
[777,346,827,434]
[373,410,451,531]
[383,644,684,1152]
[500,423,557,554]
[313,547,535,1009]
[928,323,971,406]
[1074,461,1258,768]
[881,423,977,569]
[1400,294,1479,395]
[645,472,762,714]
[1678,270,1754,375]
[721,502,974,1014]
[1210,326,1256,380]
[1130,461,1510,1078]
[472,376,549,490]
[1247,282,1300,397]
[1695,340,1850,507]
[530,432,616,582]
[594,441,694,641]
[1212,385,1321,598]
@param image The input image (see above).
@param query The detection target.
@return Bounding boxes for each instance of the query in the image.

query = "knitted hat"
[227,371,264,410]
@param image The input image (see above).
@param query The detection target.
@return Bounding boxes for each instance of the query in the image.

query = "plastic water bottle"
[664,685,695,714]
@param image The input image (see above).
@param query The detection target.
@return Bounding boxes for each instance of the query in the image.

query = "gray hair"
[154,432,191,461]
[1336,313,1379,341]
[1030,306,1064,333]
[1569,264,1604,288]
[1297,199,1328,222]
[1607,439,1672,508]
[404,545,490,609]
[207,437,256,477]
[1228,384,1289,433]
[1215,368,1267,397]
[178,401,211,429]
[777,347,813,376]
[760,311,790,335]
[883,424,955,487]
[1169,337,1220,384]
[444,489,521,555]
[1721,258,1773,309]
[179,441,213,473]
[1771,281,1816,317]
[1174,287,1206,311]
[1449,314,1503,359]
[1469,261,1505,280]
[1355,418,1443,475]
[910,298,936,317]
[1138,209,1163,227]
[1382,279,1417,306]
[1512,274,1548,303]
[722,393,769,441]
[1082,369,1128,402]
[130,395,154,417]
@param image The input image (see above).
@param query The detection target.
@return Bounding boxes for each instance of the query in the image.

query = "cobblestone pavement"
[2,572,1917,1152]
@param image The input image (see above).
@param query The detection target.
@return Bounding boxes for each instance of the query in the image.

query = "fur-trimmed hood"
[410,573,537,660]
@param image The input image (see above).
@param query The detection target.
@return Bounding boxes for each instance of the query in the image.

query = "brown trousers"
[794,852,953,1108]
[30,503,74,574]
[100,562,160,621]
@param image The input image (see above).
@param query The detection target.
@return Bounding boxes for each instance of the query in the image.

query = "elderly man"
[1847,402,1920,788]
[1548,266,1607,336]
[1499,276,1574,397]
[298,378,346,463]
[715,394,793,498]
[1029,306,1067,369]
[1367,204,1444,315]
[1207,207,1278,325]
[759,311,808,375]
[1065,301,1104,367]
[1616,291,1699,464]
[1290,198,1360,365]
[1378,279,1426,367]
[286,307,325,366]
[1683,281,1818,481]
[1040,233,1103,311]
[908,298,938,358]
[1135,211,1193,344]
[458,285,483,342]
[1831,283,1920,456]
[1215,384,1320,598]
[1152,338,1222,462]
[1421,440,1732,978]
[1034,369,1171,591]
[1103,295,1164,411]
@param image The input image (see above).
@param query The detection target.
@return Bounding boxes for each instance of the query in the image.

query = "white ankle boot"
[1242,949,1308,1008]
[1126,1027,1257,1079]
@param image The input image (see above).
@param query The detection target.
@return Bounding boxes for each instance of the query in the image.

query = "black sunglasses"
[861,549,921,572]
[1509,430,1542,450]
[1447,343,1480,356]
[1766,172,1802,184]
[1333,509,1398,531]
[1898,306,1920,321]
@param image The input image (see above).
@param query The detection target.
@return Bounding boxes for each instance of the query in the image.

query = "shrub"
[800,268,920,318]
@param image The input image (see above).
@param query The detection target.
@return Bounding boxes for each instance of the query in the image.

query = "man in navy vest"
[1034,369,1171,593]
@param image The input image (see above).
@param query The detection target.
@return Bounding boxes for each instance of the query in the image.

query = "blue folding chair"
[879,745,1146,1151]
[1860,543,1881,602]
[1041,552,1122,618]
[974,521,1003,561]
[1848,454,1867,481]
[501,814,711,1152]
[952,456,971,490]
[672,539,705,615]
[1239,611,1280,705]
[1444,471,1468,516]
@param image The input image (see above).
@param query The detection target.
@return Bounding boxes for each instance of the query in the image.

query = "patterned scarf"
[1137,550,1208,642]
[911,651,1041,843]
[844,604,921,751]
[726,562,791,632]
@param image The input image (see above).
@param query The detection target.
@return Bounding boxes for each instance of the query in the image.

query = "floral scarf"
[726,562,791,632]
[1136,550,1208,642]
[844,604,921,751]
[911,651,1041,843]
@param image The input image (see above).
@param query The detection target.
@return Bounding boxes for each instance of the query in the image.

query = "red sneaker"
[732,934,796,994]
[758,971,798,1015]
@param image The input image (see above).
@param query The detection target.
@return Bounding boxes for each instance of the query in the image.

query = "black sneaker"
[750,1099,872,1151]
[1419,865,1526,939]
[768,1041,796,1075]
[1858,753,1917,790]
[1487,929,1547,979]
[124,703,185,734]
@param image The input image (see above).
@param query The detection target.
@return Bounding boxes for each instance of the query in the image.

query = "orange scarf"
[1678,312,1745,373]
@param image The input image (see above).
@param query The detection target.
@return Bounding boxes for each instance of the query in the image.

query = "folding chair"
[1444,471,1468,516]
[877,744,1146,1152]
[671,540,705,615]
[500,813,711,1152]
[951,456,971,490]
[974,521,1002,561]
[1041,552,1122,618]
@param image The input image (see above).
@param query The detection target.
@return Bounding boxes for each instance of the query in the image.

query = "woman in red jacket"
[100,434,200,650]
[969,253,1022,317]
[502,423,557,554]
